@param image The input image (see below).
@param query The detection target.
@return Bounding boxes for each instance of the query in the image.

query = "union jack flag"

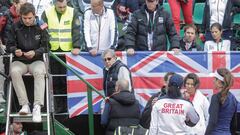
[66,51,240,118]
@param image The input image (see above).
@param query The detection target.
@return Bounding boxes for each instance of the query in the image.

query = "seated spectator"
[9,122,23,135]
[84,0,118,56]
[201,0,240,42]
[102,79,140,135]
[140,72,175,129]
[7,3,48,122]
[125,0,180,55]
[180,24,203,51]
[183,73,209,134]
[1,0,27,45]
[149,74,200,134]
[204,23,231,51]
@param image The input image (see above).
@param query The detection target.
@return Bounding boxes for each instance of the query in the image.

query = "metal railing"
[49,51,106,135]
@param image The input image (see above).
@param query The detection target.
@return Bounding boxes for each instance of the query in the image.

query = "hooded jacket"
[106,90,140,135]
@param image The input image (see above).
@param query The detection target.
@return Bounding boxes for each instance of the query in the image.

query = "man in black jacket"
[102,49,133,97]
[180,24,202,51]
[102,79,140,135]
[125,0,180,55]
[7,3,48,123]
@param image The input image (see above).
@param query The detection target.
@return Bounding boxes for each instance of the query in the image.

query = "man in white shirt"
[83,0,118,56]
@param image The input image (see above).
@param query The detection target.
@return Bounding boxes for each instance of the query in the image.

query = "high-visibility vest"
[46,6,74,51]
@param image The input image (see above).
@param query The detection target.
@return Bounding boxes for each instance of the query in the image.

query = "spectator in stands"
[41,0,83,113]
[118,0,140,13]
[201,0,240,42]
[102,49,132,97]
[168,0,193,34]
[7,2,48,122]
[205,68,238,135]
[83,0,118,56]
[1,0,27,45]
[102,79,140,135]
[41,0,83,55]
[183,73,209,135]
[204,23,231,51]
[9,122,23,135]
[125,0,180,55]
[140,72,175,129]
[149,74,200,134]
[0,0,27,113]
[180,24,203,51]
[27,0,53,18]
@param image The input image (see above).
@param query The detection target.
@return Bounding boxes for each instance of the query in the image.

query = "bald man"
[83,0,118,56]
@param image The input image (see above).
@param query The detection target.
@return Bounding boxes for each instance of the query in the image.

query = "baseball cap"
[168,74,183,88]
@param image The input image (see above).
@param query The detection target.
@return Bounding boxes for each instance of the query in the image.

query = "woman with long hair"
[205,68,238,135]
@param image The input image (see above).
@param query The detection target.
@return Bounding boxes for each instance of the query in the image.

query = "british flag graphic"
[66,51,240,118]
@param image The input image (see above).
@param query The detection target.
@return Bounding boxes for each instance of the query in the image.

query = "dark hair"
[216,68,233,104]
[184,24,197,33]
[184,73,200,89]
[163,72,175,82]
[20,2,35,15]
[210,22,222,32]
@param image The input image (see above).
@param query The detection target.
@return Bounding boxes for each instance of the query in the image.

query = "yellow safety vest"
[46,6,74,51]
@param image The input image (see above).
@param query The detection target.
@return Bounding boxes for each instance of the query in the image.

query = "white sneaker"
[32,104,42,123]
[19,104,31,115]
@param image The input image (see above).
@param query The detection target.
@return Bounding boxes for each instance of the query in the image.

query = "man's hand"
[24,50,35,59]
[126,48,135,55]
[15,49,23,57]
[89,48,98,56]
[71,48,81,55]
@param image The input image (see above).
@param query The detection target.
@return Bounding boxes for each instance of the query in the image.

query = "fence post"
[87,86,94,135]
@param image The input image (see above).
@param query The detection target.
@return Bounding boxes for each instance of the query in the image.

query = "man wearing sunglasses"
[102,49,133,97]
[125,0,180,55]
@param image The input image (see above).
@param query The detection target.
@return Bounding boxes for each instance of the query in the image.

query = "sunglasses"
[104,57,112,62]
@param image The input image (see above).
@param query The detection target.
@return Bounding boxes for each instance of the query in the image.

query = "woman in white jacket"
[183,73,210,135]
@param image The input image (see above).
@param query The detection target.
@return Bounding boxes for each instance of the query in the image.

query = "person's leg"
[10,61,29,106]
[181,0,193,24]
[168,0,181,34]
[29,61,46,106]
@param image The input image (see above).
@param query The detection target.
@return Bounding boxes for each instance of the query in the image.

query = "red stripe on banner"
[66,55,97,74]
[212,52,226,72]
[70,96,102,118]
[231,66,240,73]
[133,77,164,89]
[138,93,151,101]
[67,78,103,93]
[167,53,199,73]
[131,52,165,72]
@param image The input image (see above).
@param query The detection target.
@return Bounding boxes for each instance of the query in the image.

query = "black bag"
[114,125,149,135]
